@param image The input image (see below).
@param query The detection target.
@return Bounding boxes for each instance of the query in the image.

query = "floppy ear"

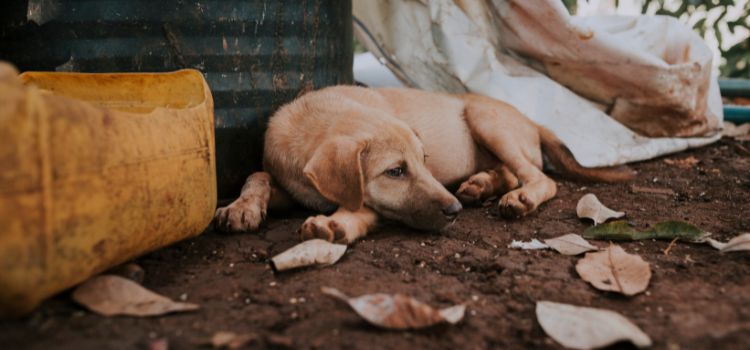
[303,137,367,211]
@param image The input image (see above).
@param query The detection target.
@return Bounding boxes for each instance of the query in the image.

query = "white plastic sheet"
[352,0,722,167]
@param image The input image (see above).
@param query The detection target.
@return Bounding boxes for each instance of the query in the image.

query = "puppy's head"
[303,120,461,231]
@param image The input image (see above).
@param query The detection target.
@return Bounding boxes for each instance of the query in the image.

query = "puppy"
[214,86,633,243]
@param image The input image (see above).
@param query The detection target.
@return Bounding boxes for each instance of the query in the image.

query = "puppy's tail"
[538,126,635,183]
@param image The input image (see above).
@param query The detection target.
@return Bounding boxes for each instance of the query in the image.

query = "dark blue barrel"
[0,0,354,199]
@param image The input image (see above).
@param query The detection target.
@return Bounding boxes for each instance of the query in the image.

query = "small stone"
[269,281,277,287]
[179,293,188,301]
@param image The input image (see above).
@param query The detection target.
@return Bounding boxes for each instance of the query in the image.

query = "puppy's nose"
[442,201,463,219]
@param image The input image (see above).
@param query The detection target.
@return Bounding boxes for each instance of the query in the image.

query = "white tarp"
[352,0,723,167]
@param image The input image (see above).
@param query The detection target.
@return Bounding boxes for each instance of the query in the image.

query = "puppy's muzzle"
[442,201,463,220]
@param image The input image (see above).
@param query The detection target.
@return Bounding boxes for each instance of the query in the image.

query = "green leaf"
[648,221,706,241]
[583,220,707,242]
[584,221,647,241]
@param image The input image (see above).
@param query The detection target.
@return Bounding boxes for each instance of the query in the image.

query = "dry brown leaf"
[544,234,599,255]
[576,194,625,225]
[706,233,750,253]
[271,239,347,271]
[72,275,199,317]
[575,245,651,296]
[508,239,549,250]
[536,301,652,349]
[210,331,257,349]
[723,121,750,141]
[321,287,465,329]
[148,338,169,350]
[663,155,699,169]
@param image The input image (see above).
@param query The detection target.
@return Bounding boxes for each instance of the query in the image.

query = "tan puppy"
[214,86,633,243]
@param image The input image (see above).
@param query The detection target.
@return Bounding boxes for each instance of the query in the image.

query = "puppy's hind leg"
[215,172,293,232]
[462,98,557,218]
[299,207,378,244]
[456,165,519,205]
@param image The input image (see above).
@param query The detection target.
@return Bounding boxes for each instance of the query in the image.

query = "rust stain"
[577,29,594,40]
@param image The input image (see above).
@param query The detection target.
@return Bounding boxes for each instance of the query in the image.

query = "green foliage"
[562,0,750,78]
[642,0,749,77]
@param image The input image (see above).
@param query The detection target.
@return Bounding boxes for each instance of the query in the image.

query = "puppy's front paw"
[456,177,489,204]
[214,197,267,232]
[299,215,351,244]
[498,190,536,219]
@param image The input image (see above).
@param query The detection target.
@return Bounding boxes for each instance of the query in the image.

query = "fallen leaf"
[72,275,199,317]
[210,331,257,349]
[584,220,707,242]
[148,338,169,350]
[536,301,652,349]
[576,245,651,296]
[576,194,625,225]
[544,234,599,255]
[271,239,347,271]
[508,239,549,250]
[663,155,699,169]
[706,233,750,253]
[321,287,465,329]
[723,121,750,141]
[706,238,727,250]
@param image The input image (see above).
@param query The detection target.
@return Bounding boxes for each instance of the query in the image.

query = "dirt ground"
[1,138,749,350]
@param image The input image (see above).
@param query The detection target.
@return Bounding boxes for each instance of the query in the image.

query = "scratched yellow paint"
[0,69,216,317]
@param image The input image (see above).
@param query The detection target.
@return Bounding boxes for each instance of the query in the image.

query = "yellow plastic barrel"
[0,67,216,318]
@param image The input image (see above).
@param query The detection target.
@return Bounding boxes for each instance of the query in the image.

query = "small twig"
[663,237,679,256]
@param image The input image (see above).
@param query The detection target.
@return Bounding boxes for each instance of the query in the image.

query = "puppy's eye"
[385,166,406,178]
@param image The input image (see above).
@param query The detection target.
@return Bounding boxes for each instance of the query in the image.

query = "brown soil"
[2,138,749,350]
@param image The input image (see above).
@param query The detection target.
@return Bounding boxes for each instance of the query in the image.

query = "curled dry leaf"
[508,239,549,250]
[663,155,699,169]
[321,287,465,330]
[723,121,750,141]
[576,245,651,296]
[584,220,707,242]
[271,239,347,271]
[576,194,625,225]
[544,234,599,256]
[148,338,169,350]
[706,233,750,253]
[210,331,257,349]
[536,301,652,349]
[72,275,199,317]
